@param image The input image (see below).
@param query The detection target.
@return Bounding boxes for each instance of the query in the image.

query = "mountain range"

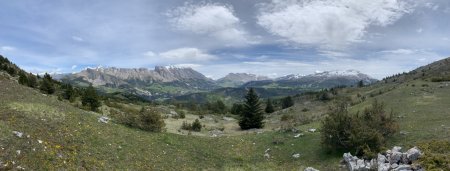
[57,66,377,100]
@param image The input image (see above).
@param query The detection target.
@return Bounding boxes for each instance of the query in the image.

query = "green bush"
[191,119,202,132]
[137,107,165,132]
[181,119,202,132]
[418,140,450,170]
[321,100,398,157]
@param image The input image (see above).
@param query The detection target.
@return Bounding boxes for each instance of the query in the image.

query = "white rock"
[12,131,23,138]
[294,133,304,138]
[390,152,402,164]
[98,116,110,123]
[38,140,43,144]
[264,153,270,159]
[308,128,316,132]
[16,150,21,155]
[392,164,412,171]
[292,153,300,158]
[406,147,421,162]
[392,146,402,152]
[378,163,390,171]
[304,167,319,171]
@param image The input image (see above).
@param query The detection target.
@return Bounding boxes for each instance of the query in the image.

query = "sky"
[0,0,449,79]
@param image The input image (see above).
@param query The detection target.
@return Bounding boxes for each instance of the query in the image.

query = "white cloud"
[425,2,439,11]
[1,46,16,51]
[380,48,416,55]
[71,65,77,70]
[257,0,413,49]
[143,51,156,57]
[172,63,202,68]
[71,36,84,42]
[167,3,255,46]
[159,47,217,62]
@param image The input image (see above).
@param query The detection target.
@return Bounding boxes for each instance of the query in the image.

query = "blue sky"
[0,0,449,79]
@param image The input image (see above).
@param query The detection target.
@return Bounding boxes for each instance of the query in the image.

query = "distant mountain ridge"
[243,69,377,89]
[216,73,270,87]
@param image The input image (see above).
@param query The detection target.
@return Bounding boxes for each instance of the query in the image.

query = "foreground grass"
[1,76,449,170]
[0,78,342,170]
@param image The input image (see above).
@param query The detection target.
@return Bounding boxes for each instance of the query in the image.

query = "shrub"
[181,119,202,132]
[191,119,202,132]
[181,121,192,130]
[321,100,398,157]
[137,107,165,132]
[418,140,450,170]
[281,96,294,109]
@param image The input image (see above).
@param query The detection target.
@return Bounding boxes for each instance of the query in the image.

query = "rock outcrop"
[342,146,423,171]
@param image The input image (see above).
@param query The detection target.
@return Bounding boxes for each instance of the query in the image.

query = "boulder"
[378,163,390,171]
[406,147,421,162]
[390,151,402,164]
[292,153,300,158]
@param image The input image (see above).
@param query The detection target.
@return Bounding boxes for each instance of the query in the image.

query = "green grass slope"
[0,76,342,170]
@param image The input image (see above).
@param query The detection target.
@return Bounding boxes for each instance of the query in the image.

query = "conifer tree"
[18,72,28,85]
[40,73,55,94]
[27,73,38,88]
[63,84,76,102]
[265,98,275,113]
[281,96,294,109]
[239,88,264,130]
[82,85,101,111]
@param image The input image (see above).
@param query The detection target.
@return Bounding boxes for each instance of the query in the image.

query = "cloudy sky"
[0,0,449,79]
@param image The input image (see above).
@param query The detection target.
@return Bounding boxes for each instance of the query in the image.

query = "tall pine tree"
[265,98,275,113]
[239,88,264,130]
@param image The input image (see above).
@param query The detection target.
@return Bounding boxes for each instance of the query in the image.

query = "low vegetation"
[321,100,398,158]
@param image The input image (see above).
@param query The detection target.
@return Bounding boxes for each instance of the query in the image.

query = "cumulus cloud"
[167,3,255,46]
[159,47,217,62]
[257,0,413,49]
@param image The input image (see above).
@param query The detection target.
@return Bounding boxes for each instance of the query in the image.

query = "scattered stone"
[12,131,23,138]
[308,128,316,133]
[304,167,319,171]
[223,117,235,121]
[400,131,409,135]
[292,153,300,158]
[98,116,110,123]
[294,133,304,138]
[38,140,43,144]
[343,146,423,171]
[16,150,21,155]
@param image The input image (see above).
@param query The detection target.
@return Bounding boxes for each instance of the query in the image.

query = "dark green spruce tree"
[239,88,264,130]
[82,85,101,111]
[40,73,55,94]
[265,98,275,113]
